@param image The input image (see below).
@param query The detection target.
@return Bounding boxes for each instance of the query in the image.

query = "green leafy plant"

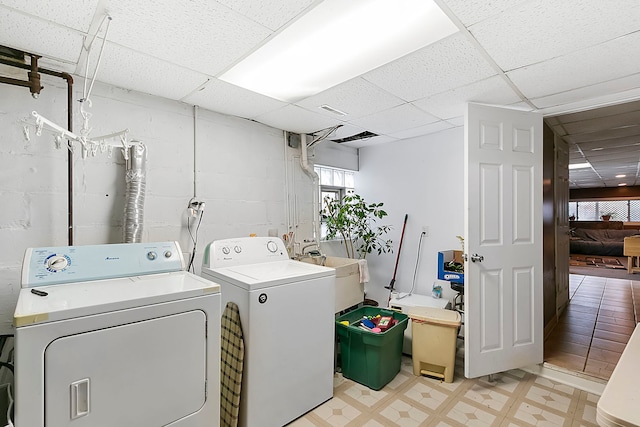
[323,194,393,259]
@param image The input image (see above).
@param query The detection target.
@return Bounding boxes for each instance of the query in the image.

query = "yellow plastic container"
[408,307,461,383]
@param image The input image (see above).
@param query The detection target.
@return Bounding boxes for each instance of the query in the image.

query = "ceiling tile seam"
[0,4,94,35]
[178,79,212,103]
[528,70,640,106]
[432,0,536,111]
[81,40,214,82]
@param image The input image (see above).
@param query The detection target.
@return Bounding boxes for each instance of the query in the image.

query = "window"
[315,165,355,239]
[569,200,639,221]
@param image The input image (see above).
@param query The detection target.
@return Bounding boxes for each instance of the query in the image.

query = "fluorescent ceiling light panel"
[569,162,591,169]
[220,0,458,102]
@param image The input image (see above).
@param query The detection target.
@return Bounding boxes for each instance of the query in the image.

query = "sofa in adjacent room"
[570,221,640,256]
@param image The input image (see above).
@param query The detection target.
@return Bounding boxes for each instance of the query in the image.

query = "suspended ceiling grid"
[0,0,639,188]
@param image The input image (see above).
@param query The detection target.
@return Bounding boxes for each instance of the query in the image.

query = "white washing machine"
[13,241,221,427]
[201,237,335,427]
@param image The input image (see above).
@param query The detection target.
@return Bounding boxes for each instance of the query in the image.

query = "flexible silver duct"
[123,143,147,243]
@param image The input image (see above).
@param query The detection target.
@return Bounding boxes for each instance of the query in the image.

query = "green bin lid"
[408,306,461,327]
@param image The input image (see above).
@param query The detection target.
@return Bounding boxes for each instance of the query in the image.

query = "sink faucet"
[297,243,326,265]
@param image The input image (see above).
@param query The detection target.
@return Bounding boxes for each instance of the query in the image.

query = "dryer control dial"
[266,240,278,253]
[147,251,157,261]
[45,255,69,272]
[234,246,242,254]
[222,246,230,255]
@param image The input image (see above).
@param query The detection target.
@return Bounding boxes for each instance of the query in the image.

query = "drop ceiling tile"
[413,75,522,120]
[470,0,640,71]
[508,32,640,99]
[348,103,440,135]
[441,0,527,26]
[389,120,454,140]
[85,42,209,101]
[531,73,640,110]
[183,78,286,119]
[253,104,338,134]
[296,77,404,120]
[0,7,84,63]
[446,116,465,127]
[362,33,496,102]
[215,0,316,31]
[0,0,99,32]
[103,0,272,76]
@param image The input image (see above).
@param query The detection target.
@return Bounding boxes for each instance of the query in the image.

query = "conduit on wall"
[0,50,75,245]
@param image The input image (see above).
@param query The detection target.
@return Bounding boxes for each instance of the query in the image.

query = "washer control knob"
[266,240,278,253]
[164,251,172,258]
[46,255,69,271]
[222,246,230,255]
[234,246,242,254]
[147,251,157,260]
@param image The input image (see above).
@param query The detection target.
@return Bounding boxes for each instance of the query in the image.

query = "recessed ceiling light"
[619,183,628,186]
[616,174,626,178]
[220,0,458,102]
[569,162,591,169]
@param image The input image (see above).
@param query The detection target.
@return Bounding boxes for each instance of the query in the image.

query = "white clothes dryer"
[13,241,221,427]
[201,237,335,427]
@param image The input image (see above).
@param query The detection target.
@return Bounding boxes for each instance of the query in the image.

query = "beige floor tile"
[379,398,431,426]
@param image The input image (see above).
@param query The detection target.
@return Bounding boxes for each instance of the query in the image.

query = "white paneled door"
[464,103,543,378]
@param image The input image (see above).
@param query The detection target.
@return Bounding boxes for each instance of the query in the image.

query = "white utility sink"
[301,256,364,313]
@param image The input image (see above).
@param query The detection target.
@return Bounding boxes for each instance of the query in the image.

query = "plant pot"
[602,215,611,221]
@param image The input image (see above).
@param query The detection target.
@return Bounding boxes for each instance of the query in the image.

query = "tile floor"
[291,273,639,426]
[544,274,640,380]
[293,346,600,427]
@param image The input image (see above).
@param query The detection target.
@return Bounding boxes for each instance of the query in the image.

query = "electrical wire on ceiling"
[307,124,343,148]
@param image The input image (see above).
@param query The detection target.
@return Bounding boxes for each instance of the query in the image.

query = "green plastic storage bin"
[336,307,408,390]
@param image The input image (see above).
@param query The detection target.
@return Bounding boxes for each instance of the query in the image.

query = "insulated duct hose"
[123,143,147,243]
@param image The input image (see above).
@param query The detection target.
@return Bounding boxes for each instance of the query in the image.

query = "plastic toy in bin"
[353,314,397,333]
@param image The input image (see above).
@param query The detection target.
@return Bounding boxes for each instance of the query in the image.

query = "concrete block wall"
[0,74,310,334]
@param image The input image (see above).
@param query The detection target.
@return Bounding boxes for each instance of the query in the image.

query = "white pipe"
[299,133,320,251]
[193,105,198,197]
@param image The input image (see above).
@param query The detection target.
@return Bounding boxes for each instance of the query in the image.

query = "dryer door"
[45,310,206,426]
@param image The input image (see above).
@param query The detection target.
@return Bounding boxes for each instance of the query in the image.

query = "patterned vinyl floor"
[290,346,600,427]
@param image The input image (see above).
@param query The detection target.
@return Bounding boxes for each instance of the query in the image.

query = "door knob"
[470,253,484,263]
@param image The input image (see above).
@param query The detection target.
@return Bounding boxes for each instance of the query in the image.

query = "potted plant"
[601,212,615,221]
[323,194,393,259]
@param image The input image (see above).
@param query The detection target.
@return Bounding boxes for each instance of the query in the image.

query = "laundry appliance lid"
[202,260,334,291]
[14,271,220,327]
